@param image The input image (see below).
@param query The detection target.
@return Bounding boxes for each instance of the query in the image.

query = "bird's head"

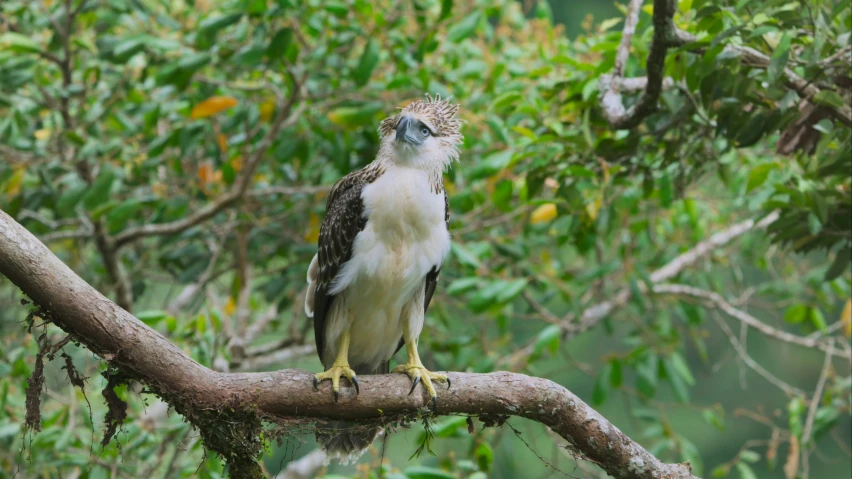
[378,94,463,170]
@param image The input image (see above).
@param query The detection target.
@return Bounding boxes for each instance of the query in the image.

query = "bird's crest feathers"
[379,94,463,146]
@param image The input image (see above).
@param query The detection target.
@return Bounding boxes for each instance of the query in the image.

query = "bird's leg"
[313,328,359,401]
[393,338,450,409]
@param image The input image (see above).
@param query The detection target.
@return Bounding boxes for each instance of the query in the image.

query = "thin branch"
[652,284,849,360]
[0,209,697,479]
[504,212,779,368]
[710,309,806,397]
[802,340,834,446]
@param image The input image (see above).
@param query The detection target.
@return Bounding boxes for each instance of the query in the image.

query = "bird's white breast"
[325,166,449,370]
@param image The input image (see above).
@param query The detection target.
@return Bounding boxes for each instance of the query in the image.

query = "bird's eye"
[421,128,430,136]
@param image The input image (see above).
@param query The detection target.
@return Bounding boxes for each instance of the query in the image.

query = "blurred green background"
[1,0,850,478]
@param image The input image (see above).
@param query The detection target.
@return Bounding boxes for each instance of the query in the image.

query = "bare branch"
[504,212,779,368]
[652,284,849,360]
[710,308,806,397]
[802,340,834,445]
[231,344,316,372]
[0,209,697,479]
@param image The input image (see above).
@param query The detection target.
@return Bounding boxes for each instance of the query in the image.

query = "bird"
[304,94,462,463]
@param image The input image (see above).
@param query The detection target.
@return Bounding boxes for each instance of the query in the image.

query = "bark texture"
[0,209,698,479]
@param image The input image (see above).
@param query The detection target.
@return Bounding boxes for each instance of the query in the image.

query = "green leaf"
[659,171,673,207]
[592,364,611,405]
[446,12,481,43]
[533,324,561,356]
[0,33,40,54]
[403,466,455,479]
[83,169,116,210]
[451,243,481,268]
[56,185,88,217]
[610,358,622,388]
[198,13,243,35]
[668,352,696,385]
[812,90,845,109]
[735,462,758,479]
[824,247,851,281]
[447,277,479,295]
[267,28,293,60]
[809,307,827,332]
[784,304,808,324]
[137,310,168,326]
[352,39,379,86]
[746,163,775,192]
[475,442,494,471]
[739,450,760,463]
[492,179,513,212]
[439,0,453,20]
[702,409,726,431]
[496,279,528,303]
[767,33,790,82]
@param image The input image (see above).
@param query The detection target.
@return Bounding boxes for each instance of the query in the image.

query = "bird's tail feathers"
[315,362,389,464]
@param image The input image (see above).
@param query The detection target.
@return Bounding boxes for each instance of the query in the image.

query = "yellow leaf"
[259,100,275,122]
[585,196,602,220]
[530,203,557,224]
[231,155,243,172]
[304,213,321,243]
[198,161,214,186]
[224,297,236,316]
[4,166,25,198]
[191,96,238,119]
[216,133,227,152]
[841,299,852,338]
[34,129,50,140]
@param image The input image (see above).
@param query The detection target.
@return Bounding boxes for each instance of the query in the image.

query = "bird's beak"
[395,116,421,145]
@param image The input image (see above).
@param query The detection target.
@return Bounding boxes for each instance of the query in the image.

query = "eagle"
[304,95,462,462]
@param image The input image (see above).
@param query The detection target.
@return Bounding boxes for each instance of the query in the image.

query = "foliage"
[0,0,850,478]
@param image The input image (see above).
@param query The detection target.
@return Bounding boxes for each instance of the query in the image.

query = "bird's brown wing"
[313,165,384,362]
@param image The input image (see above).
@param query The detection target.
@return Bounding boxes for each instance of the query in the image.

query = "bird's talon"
[431,396,437,410]
[447,377,452,389]
[408,376,421,395]
[314,364,358,400]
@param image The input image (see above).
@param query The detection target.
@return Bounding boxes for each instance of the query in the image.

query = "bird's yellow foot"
[393,363,450,409]
[314,364,359,402]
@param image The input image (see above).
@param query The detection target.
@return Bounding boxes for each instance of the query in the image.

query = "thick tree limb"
[0,212,697,478]
[600,0,678,129]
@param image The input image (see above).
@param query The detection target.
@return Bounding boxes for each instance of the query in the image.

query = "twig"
[711,311,806,397]
[231,344,316,372]
[503,212,779,368]
[652,284,849,360]
[802,340,834,446]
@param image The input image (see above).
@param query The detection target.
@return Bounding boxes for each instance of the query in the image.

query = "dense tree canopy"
[0,0,850,478]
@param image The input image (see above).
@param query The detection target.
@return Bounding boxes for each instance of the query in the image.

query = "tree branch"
[505,212,779,368]
[600,0,679,129]
[651,284,849,360]
[0,211,696,479]
[600,0,852,128]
